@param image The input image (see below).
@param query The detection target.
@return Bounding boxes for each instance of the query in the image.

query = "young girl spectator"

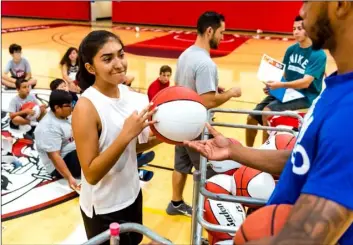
[72,30,162,245]
[60,47,80,93]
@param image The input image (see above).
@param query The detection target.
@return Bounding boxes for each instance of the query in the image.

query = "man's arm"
[265,106,353,245]
[200,90,237,109]
[229,144,291,175]
[269,50,327,90]
[194,61,241,109]
[280,75,314,89]
[184,124,290,175]
[245,194,353,245]
[47,151,74,179]
[270,194,353,245]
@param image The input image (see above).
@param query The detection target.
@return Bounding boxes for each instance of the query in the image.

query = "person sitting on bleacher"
[245,15,327,147]
[2,43,37,89]
[34,90,81,191]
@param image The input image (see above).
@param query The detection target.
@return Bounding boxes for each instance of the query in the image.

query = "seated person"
[2,43,37,89]
[50,78,79,108]
[60,47,81,93]
[8,79,46,130]
[246,15,327,147]
[34,90,80,191]
[147,65,172,101]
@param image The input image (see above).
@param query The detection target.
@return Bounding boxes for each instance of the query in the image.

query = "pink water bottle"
[109,223,120,245]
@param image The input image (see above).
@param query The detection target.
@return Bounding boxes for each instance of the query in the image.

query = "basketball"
[205,174,234,195]
[259,132,296,151]
[204,198,246,240]
[20,102,41,121]
[208,138,243,175]
[234,204,293,245]
[149,86,207,145]
[208,234,234,245]
[232,166,276,206]
[208,159,243,176]
[274,133,296,150]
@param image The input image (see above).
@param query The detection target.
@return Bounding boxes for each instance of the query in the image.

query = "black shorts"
[252,95,310,125]
[51,150,81,179]
[81,190,143,245]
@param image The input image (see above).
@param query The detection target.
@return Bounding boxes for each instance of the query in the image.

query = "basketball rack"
[82,222,174,245]
[190,109,304,245]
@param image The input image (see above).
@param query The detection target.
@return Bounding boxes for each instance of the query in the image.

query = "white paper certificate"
[257,54,286,82]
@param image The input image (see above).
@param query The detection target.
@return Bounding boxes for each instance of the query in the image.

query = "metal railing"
[83,222,173,245]
[190,109,303,245]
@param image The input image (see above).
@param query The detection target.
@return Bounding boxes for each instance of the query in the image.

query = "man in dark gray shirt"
[166,11,242,216]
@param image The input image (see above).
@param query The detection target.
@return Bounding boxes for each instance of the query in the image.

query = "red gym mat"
[125,33,249,59]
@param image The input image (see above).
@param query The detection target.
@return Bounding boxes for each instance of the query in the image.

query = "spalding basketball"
[208,233,234,245]
[208,159,242,176]
[234,204,292,245]
[205,174,234,195]
[259,132,296,151]
[233,166,275,207]
[20,102,41,121]
[149,86,207,145]
[204,199,246,240]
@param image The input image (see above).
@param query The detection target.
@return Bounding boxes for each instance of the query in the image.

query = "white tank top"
[79,84,150,218]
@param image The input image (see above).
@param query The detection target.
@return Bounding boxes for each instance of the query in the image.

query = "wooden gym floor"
[1,17,337,244]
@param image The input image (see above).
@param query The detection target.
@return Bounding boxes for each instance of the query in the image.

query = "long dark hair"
[60,47,78,67]
[76,30,124,92]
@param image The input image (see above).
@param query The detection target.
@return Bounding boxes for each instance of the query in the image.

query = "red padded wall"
[2,1,90,21]
[112,1,302,34]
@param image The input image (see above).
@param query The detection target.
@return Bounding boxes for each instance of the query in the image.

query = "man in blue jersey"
[184,2,353,244]
[246,15,327,147]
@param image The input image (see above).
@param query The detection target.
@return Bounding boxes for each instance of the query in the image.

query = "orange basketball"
[233,166,275,207]
[205,174,233,195]
[20,101,41,121]
[204,198,246,240]
[148,86,207,145]
[20,101,37,110]
[275,133,296,150]
[234,204,292,245]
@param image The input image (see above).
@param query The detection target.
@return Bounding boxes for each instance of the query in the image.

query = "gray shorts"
[174,144,217,179]
[252,95,310,125]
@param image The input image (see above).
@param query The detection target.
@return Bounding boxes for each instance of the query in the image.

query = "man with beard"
[184,2,353,244]
[246,15,327,147]
[166,11,242,216]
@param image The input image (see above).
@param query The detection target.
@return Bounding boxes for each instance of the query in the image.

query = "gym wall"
[112,1,302,34]
[2,1,91,21]
[2,1,302,34]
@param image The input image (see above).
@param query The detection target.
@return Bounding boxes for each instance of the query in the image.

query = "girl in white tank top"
[71,30,162,245]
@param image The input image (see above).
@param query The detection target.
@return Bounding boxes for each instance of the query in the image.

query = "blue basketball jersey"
[267,71,353,245]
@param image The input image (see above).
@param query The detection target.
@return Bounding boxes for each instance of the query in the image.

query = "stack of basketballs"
[204,132,296,245]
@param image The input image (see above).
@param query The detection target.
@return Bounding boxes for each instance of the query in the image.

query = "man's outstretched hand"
[183,123,233,161]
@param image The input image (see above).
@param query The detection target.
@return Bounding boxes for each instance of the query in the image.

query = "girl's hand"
[122,103,158,140]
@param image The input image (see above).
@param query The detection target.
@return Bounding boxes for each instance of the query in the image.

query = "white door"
[91,1,112,21]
